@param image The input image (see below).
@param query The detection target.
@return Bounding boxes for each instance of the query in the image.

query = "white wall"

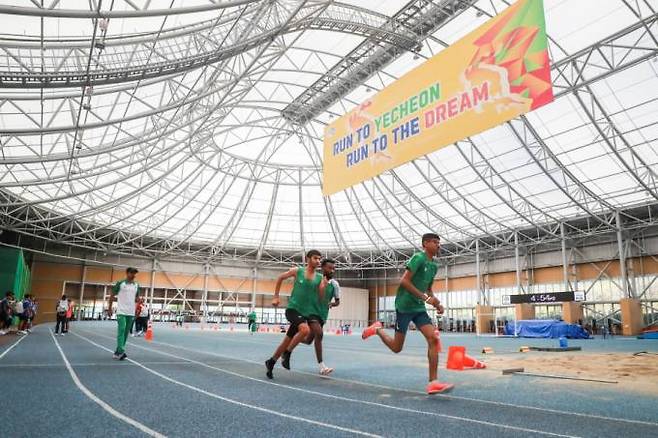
[326,286,368,327]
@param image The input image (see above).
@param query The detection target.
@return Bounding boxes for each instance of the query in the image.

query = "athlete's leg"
[116,315,127,354]
[376,328,406,353]
[418,322,439,382]
[286,322,310,353]
[309,321,324,363]
[271,335,292,361]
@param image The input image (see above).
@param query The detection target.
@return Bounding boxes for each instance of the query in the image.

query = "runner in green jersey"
[304,258,340,375]
[362,233,454,394]
[265,249,327,379]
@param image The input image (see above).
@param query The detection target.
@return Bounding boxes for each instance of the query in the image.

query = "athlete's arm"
[426,282,444,313]
[399,270,431,302]
[272,268,297,306]
[330,280,341,308]
[107,294,114,317]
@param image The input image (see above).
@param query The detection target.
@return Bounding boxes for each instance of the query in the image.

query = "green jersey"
[247,311,257,322]
[395,252,437,313]
[287,267,322,317]
[310,278,341,321]
[112,279,140,316]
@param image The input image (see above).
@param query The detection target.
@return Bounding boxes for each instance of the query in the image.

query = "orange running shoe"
[362,321,383,340]
[426,381,454,395]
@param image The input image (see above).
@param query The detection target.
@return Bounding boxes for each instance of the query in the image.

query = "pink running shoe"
[426,380,455,395]
[362,321,383,340]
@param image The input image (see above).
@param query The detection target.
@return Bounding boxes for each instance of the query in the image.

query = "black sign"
[509,292,575,304]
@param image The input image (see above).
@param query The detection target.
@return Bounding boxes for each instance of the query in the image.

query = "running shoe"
[112,353,121,360]
[426,381,454,394]
[319,365,334,376]
[265,358,275,379]
[119,353,128,361]
[361,321,383,340]
[281,351,291,370]
[0,330,6,336]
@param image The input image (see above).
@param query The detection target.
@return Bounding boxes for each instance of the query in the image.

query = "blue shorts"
[395,311,432,334]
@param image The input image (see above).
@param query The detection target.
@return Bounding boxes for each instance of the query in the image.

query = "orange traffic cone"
[145,321,153,342]
[335,328,341,335]
[446,346,486,370]
[447,346,465,370]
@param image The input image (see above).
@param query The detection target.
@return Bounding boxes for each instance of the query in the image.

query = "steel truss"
[0,1,657,271]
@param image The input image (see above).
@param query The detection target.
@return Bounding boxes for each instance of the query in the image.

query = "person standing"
[107,267,140,360]
[362,233,453,394]
[63,300,74,333]
[265,249,326,379]
[0,291,16,335]
[136,297,149,336]
[54,294,69,336]
[247,309,257,335]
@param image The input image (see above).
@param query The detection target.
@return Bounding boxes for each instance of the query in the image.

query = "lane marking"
[71,331,381,438]
[50,330,167,438]
[117,329,658,428]
[78,329,579,438]
[0,333,28,360]
[0,360,195,368]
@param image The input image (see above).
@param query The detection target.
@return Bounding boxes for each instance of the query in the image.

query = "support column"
[201,263,209,323]
[475,239,484,304]
[149,259,156,308]
[515,303,535,320]
[562,302,583,324]
[78,259,87,321]
[617,210,630,297]
[251,266,257,312]
[620,298,643,336]
[515,232,522,293]
[560,222,570,291]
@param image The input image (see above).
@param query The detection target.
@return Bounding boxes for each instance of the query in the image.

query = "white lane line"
[0,333,28,360]
[127,331,658,428]
[50,330,167,438]
[79,330,579,438]
[71,331,381,438]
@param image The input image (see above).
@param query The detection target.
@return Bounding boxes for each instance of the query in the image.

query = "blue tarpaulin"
[504,319,591,339]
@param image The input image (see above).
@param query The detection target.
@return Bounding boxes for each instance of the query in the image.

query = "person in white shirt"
[107,267,140,360]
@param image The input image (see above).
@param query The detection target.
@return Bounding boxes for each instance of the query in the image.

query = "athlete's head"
[321,258,336,279]
[306,249,322,268]
[126,267,138,281]
[422,233,440,256]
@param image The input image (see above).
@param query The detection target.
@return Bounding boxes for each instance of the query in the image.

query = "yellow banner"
[322,0,553,195]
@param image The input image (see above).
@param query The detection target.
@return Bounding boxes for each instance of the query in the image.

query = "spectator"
[14,296,25,335]
[136,298,149,336]
[64,300,74,333]
[54,294,69,336]
[17,294,34,335]
[0,291,15,335]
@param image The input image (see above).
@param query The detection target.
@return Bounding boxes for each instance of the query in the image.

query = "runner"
[362,233,454,394]
[107,267,140,360]
[265,249,326,379]
[304,258,340,375]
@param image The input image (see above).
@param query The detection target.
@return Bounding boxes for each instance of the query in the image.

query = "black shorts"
[307,314,325,326]
[285,308,308,338]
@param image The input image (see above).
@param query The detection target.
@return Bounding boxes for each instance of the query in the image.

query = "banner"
[322,0,553,195]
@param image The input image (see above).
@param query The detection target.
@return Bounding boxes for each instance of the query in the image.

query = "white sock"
[318,361,326,370]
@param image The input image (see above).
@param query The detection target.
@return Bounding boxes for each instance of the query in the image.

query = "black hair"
[306,249,321,259]
[61,294,67,299]
[126,267,138,273]
[5,291,13,297]
[321,258,336,267]
[422,233,440,243]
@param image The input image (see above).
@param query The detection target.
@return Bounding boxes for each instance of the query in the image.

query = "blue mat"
[504,319,591,339]
[637,332,658,339]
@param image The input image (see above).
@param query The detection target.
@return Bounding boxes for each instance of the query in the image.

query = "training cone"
[462,353,486,369]
[446,346,486,370]
[145,321,153,342]
[446,346,466,370]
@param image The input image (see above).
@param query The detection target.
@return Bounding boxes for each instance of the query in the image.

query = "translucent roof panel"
[1,0,657,255]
